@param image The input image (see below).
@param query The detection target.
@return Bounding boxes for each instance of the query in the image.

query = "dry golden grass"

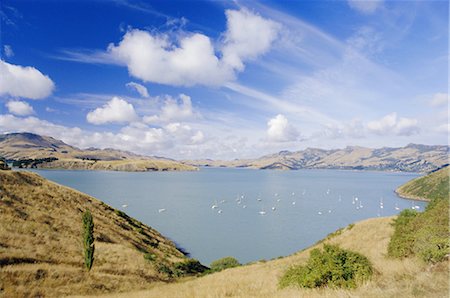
[0,170,186,297]
[87,217,449,298]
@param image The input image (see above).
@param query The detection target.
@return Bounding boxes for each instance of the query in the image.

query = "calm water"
[30,168,424,265]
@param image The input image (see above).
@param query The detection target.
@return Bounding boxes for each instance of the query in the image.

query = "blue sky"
[0,0,448,159]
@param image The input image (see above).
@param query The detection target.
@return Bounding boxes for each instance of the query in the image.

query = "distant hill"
[0,170,198,297]
[0,133,196,172]
[186,144,449,172]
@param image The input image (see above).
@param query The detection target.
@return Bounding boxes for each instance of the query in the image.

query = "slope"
[0,170,190,297]
[95,217,449,298]
[395,166,449,201]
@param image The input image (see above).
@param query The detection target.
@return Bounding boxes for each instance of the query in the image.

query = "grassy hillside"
[0,170,196,297]
[396,166,449,201]
[92,217,448,298]
[389,166,449,263]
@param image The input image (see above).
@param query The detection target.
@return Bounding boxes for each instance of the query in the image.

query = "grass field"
[0,170,187,297]
[83,217,449,298]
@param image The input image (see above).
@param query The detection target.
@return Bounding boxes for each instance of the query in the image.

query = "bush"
[144,253,156,262]
[82,210,95,271]
[173,259,208,277]
[388,199,449,263]
[210,256,241,272]
[279,245,373,289]
[387,209,419,258]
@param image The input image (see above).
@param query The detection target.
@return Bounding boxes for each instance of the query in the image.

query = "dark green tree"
[82,209,95,271]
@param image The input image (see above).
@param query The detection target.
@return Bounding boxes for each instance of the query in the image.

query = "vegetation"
[389,166,449,263]
[12,157,58,168]
[279,244,373,289]
[0,170,186,297]
[210,256,241,272]
[82,210,95,271]
[396,166,449,202]
[156,259,208,278]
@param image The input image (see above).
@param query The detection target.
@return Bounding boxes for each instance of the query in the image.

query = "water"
[29,167,424,265]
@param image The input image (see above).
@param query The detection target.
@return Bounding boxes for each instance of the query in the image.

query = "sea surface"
[30,167,424,265]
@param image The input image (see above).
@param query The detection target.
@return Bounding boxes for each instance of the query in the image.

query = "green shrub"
[387,209,419,258]
[210,256,241,272]
[82,210,95,271]
[173,259,208,277]
[388,198,449,263]
[279,245,373,289]
[144,253,156,262]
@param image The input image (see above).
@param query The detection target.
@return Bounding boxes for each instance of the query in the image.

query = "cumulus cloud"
[430,93,448,107]
[105,8,279,86]
[367,112,419,136]
[221,8,281,71]
[86,97,138,125]
[126,81,149,98]
[143,94,197,123]
[5,100,34,116]
[4,45,14,57]
[0,60,55,99]
[347,0,383,14]
[267,114,299,142]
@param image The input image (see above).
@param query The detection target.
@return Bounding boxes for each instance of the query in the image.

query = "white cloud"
[347,0,383,14]
[430,93,448,107]
[5,100,34,116]
[0,114,205,156]
[143,93,197,123]
[221,8,280,71]
[126,81,149,98]
[367,112,419,136]
[86,96,138,125]
[436,123,450,134]
[85,9,280,86]
[109,29,229,86]
[0,60,55,99]
[4,45,14,57]
[267,114,299,142]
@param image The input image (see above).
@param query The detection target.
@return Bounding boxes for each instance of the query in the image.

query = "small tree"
[210,256,241,272]
[82,209,95,271]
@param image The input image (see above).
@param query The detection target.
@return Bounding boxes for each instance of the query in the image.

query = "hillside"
[389,166,449,263]
[186,144,449,172]
[0,170,195,297]
[0,133,196,172]
[90,217,449,298]
[396,166,449,201]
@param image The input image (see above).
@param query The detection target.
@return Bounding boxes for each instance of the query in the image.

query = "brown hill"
[0,170,191,297]
[186,144,449,172]
[0,133,196,172]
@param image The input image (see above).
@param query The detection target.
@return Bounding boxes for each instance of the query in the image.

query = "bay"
[30,168,424,265]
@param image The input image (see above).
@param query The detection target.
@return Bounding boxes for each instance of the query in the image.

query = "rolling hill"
[396,166,449,201]
[186,144,449,172]
[0,170,200,297]
[0,133,196,172]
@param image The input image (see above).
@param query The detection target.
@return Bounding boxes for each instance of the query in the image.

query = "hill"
[396,166,449,201]
[93,217,449,298]
[0,133,196,172]
[389,166,449,263]
[186,144,449,172]
[0,170,201,297]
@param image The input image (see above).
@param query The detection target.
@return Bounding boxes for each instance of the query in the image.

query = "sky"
[0,0,448,159]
